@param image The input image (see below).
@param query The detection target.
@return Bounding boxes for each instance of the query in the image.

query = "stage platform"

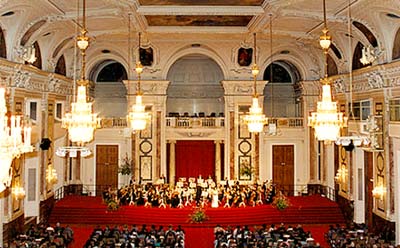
[49,194,344,227]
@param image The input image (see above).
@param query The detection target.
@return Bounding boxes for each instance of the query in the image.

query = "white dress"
[211,189,219,208]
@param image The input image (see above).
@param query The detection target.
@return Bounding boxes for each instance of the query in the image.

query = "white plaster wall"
[390,123,400,245]
[81,128,132,196]
[24,156,40,218]
[53,136,67,191]
[260,127,308,194]
[353,147,366,224]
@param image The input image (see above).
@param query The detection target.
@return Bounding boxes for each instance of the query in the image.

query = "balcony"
[166,117,225,128]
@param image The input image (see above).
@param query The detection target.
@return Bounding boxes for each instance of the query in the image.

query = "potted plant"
[119,154,133,175]
[106,198,119,211]
[272,191,290,211]
[188,207,208,223]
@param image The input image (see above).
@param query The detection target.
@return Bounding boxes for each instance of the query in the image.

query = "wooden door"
[273,145,295,196]
[364,151,373,230]
[96,145,119,196]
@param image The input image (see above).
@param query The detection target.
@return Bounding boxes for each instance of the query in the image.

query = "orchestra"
[103,176,276,209]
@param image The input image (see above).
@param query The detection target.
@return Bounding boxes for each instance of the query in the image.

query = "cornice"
[0,59,72,96]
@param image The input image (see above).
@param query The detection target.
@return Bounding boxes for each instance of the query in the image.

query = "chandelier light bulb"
[77,30,90,51]
[251,64,259,77]
[243,97,268,133]
[127,94,150,131]
[308,83,347,142]
[62,85,101,146]
[319,28,332,50]
[0,87,33,193]
[135,61,144,74]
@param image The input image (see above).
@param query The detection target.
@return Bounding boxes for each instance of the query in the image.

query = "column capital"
[168,140,176,144]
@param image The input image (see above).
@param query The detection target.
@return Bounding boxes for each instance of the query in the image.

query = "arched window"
[92,61,128,118]
[31,41,42,69]
[263,61,302,117]
[330,43,342,60]
[353,42,367,70]
[96,62,127,82]
[327,54,338,76]
[55,55,66,76]
[0,28,6,58]
[353,21,378,47]
[392,28,400,60]
[263,63,292,83]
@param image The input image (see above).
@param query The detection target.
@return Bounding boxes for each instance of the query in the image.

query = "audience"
[84,224,185,248]
[214,223,318,248]
[104,177,276,209]
[8,222,73,248]
[326,222,395,248]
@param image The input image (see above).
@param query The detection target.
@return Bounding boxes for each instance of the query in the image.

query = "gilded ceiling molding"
[137,6,263,16]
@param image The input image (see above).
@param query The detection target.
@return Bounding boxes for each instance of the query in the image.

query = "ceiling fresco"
[138,0,264,6]
[145,15,253,26]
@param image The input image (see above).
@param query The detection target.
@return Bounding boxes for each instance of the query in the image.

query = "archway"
[0,27,6,58]
[166,54,224,117]
[55,55,66,76]
[91,60,128,118]
[392,27,400,60]
[263,60,302,117]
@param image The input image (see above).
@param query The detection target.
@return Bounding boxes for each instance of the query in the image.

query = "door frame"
[94,143,121,195]
[270,143,297,194]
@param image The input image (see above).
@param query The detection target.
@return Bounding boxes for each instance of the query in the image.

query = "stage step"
[49,195,345,227]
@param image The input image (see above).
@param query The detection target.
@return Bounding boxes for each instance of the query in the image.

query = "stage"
[49,194,344,247]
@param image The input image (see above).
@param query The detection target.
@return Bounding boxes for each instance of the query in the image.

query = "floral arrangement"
[106,198,119,211]
[272,192,290,211]
[188,207,208,223]
[118,154,133,175]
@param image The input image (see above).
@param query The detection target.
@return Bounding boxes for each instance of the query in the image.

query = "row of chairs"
[168,112,224,118]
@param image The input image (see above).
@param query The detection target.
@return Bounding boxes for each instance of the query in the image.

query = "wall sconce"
[334,165,347,184]
[372,184,386,200]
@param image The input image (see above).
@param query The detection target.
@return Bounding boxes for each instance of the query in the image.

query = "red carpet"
[50,195,342,247]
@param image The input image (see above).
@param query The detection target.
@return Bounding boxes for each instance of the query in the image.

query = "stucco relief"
[366,71,384,89]
[12,65,31,88]
[333,78,346,94]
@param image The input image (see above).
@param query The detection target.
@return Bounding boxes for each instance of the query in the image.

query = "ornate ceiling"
[0,0,399,80]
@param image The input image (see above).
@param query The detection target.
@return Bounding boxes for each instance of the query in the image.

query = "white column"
[325,143,335,189]
[215,140,221,183]
[395,149,400,245]
[353,147,365,223]
[0,198,3,245]
[169,140,176,186]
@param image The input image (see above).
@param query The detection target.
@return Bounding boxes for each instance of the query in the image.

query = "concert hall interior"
[0,0,400,247]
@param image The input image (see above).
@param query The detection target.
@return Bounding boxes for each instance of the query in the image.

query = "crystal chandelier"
[61,0,100,146]
[308,0,347,142]
[46,161,58,185]
[0,87,33,193]
[126,25,151,131]
[360,46,376,65]
[335,0,369,149]
[243,33,267,133]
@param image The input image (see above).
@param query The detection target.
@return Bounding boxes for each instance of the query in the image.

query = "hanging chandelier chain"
[253,33,257,97]
[128,13,132,96]
[137,32,142,95]
[269,14,274,119]
[348,0,354,119]
[323,0,327,30]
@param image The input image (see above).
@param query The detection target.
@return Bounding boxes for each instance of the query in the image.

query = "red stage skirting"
[50,195,344,247]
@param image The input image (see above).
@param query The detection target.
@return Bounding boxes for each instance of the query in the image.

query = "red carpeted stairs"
[49,195,343,247]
